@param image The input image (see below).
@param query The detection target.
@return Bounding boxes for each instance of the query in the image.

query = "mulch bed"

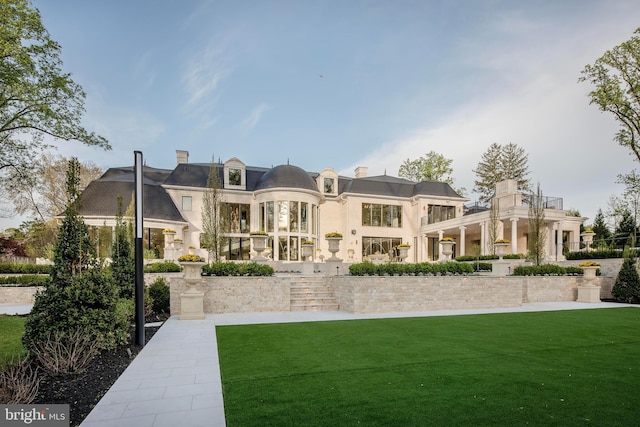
[32,314,168,426]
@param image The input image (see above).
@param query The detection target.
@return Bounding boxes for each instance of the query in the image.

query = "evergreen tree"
[473,142,531,203]
[592,209,611,245]
[111,195,134,299]
[51,158,94,282]
[612,255,640,303]
[614,209,636,248]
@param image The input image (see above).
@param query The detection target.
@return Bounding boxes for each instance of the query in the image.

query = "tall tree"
[111,195,134,299]
[200,161,226,262]
[50,157,94,281]
[580,28,640,163]
[6,152,103,221]
[398,151,465,195]
[0,0,109,208]
[592,208,612,245]
[527,183,547,266]
[615,169,640,239]
[473,142,531,203]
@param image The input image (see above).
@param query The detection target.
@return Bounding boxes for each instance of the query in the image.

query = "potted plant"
[325,232,343,260]
[439,237,455,261]
[397,243,410,261]
[300,240,314,260]
[250,231,269,260]
[494,239,510,259]
[579,261,600,280]
[177,254,206,282]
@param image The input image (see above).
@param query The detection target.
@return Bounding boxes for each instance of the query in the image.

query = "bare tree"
[200,160,226,262]
[527,183,547,266]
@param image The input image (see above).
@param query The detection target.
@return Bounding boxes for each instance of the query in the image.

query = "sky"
[3,0,640,229]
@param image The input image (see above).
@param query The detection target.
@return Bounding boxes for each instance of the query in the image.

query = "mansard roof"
[339,175,462,198]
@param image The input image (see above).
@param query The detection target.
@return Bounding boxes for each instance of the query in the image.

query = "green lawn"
[217,308,640,426]
[0,314,27,368]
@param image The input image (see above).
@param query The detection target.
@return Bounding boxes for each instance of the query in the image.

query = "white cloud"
[242,103,272,130]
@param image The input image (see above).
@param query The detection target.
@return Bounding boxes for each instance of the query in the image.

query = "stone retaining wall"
[0,286,43,304]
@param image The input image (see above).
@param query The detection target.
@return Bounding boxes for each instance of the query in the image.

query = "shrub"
[0,263,52,274]
[0,275,50,287]
[512,264,584,276]
[148,278,170,314]
[566,249,628,260]
[23,269,130,353]
[612,257,640,303]
[31,327,102,375]
[202,262,274,276]
[240,262,275,276]
[0,356,40,404]
[348,261,473,276]
[144,261,181,273]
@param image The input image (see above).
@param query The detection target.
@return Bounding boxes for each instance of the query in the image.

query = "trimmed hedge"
[0,275,50,287]
[565,250,630,260]
[202,262,275,276]
[455,254,524,262]
[0,263,53,274]
[144,261,181,273]
[512,264,586,276]
[348,261,474,276]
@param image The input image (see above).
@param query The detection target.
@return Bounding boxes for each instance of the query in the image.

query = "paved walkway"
[3,302,637,426]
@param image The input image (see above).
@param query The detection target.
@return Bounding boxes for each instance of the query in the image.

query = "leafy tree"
[580,28,640,163]
[111,196,134,299]
[0,0,109,211]
[473,142,531,203]
[200,160,226,262]
[399,151,454,184]
[50,158,94,282]
[487,199,500,255]
[612,255,640,303]
[615,169,640,239]
[527,183,546,265]
[614,209,636,248]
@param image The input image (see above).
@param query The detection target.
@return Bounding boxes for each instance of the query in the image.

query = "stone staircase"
[290,278,339,311]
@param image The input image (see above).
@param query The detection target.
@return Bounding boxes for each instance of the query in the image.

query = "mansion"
[77,150,585,263]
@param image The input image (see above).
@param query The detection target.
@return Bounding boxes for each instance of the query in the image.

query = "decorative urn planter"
[494,241,509,260]
[397,245,410,262]
[439,239,455,261]
[580,232,595,252]
[577,262,601,303]
[325,233,343,261]
[301,243,314,261]
[579,263,600,281]
[178,255,206,320]
[250,232,269,261]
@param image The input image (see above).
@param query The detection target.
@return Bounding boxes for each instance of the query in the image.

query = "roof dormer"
[317,168,338,196]
[224,157,246,190]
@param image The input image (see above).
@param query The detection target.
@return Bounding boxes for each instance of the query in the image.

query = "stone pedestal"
[301,261,315,275]
[180,287,205,320]
[325,259,343,276]
[493,260,510,277]
[577,285,601,303]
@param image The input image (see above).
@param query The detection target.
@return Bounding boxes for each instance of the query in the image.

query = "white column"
[437,230,444,261]
[480,222,486,255]
[547,223,555,261]
[510,218,518,254]
[459,226,466,256]
[556,221,565,261]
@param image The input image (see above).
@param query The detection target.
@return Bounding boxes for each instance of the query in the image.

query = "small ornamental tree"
[612,255,640,303]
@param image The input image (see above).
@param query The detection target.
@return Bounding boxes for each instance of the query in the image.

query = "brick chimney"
[176,150,189,165]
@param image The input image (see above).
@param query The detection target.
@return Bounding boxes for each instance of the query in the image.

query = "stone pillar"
[556,221,565,261]
[458,226,466,257]
[480,222,486,255]
[547,223,555,261]
[510,218,518,254]
[437,230,444,261]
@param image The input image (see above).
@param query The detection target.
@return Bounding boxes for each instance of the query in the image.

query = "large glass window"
[301,202,308,233]
[427,205,456,224]
[224,203,250,233]
[222,237,250,260]
[362,237,402,259]
[362,203,402,228]
[289,201,298,232]
[324,178,334,193]
[266,201,274,232]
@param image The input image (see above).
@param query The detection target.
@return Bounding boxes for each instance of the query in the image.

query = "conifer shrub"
[612,256,640,303]
[148,277,170,314]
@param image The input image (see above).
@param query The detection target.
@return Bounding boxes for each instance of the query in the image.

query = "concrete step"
[291,303,340,311]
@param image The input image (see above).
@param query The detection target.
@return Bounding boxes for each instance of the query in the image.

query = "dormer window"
[224,157,246,190]
[229,168,242,186]
[324,178,335,194]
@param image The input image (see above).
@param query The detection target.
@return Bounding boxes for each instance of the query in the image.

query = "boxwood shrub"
[348,261,474,276]
[0,263,53,274]
[0,275,50,287]
[512,264,586,276]
[201,262,274,276]
[144,261,181,273]
[565,249,629,260]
